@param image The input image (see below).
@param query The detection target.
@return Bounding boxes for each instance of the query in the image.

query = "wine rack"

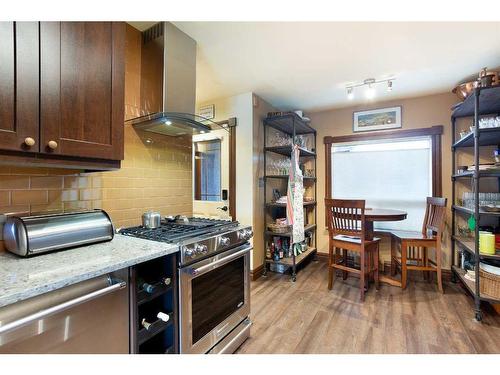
[130,253,178,354]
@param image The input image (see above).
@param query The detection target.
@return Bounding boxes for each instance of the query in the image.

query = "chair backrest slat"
[325,198,366,239]
[422,197,447,235]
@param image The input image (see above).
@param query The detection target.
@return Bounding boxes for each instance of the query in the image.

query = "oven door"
[179,243,251,354]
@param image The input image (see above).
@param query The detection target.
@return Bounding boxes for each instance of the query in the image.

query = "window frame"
[323,125,443,225]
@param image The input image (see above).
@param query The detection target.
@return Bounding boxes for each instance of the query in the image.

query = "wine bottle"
[157,312,169,322]
[266,245,272,259]
[137,278,156,294]
[141,318,152,330]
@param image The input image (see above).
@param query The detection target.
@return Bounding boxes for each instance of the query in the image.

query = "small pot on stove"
[142,211,161,229]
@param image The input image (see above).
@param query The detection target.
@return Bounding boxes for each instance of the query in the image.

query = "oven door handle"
[190,246,251,277]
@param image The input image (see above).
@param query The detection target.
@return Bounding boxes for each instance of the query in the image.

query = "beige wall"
[197,93,277,270]
[309,92,458,269]
[0,25,192,252]
[197,92,255,265]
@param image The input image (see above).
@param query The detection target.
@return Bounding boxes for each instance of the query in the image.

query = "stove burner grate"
[119,217,238,243]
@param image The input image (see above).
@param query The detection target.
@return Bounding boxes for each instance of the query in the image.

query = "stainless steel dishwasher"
[0,268,129,354]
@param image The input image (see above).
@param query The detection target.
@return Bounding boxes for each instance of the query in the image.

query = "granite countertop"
[0,234,178,308]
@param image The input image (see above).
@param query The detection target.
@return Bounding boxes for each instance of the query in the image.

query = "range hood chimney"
[126,22,223,136]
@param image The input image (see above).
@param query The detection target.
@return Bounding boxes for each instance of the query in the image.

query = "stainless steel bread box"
[3,210,114,257]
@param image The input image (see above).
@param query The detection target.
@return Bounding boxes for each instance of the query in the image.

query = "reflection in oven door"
[192,256,245,343]
[179,244,251,354]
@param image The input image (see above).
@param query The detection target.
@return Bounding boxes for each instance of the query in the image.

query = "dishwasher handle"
[0,279,126,336]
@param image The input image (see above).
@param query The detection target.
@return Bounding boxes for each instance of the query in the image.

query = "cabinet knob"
[47,140,58,150]
[24,137,35,147]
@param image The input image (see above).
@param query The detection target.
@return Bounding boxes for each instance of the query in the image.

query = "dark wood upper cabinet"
[40,22,125,160]
[0,22,40,153]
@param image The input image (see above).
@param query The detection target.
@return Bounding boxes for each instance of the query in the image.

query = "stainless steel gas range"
[121,217,253,354]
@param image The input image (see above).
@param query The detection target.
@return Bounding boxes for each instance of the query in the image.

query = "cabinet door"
[0,22,39,153]
[40,22,125,160]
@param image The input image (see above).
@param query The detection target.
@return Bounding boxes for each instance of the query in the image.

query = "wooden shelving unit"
[262,113,317,282]
[451,85,500,322]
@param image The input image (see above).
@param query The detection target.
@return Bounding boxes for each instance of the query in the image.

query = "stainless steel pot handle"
[0,279,126,336]
[191,247,251,276]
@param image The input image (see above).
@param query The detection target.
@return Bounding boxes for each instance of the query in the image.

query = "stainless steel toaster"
[2,210,115,257]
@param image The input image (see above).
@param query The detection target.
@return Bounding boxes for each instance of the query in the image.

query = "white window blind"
[332,137,432,231]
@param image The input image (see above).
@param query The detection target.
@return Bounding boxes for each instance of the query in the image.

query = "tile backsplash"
[0,125,193,252]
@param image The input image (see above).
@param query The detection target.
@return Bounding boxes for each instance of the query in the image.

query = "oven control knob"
[184,246,195,257]
[238,229,253,240]
[247,229,253,240]
[220,236,230,247]
[195,244,208,254]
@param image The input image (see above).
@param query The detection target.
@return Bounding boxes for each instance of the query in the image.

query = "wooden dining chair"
[325,198,380,301]
[390,197,447,292]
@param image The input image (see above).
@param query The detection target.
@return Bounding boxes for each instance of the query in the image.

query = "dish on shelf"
[273,196,287,204]
[480,205,500,212]
[463,269,476,282]
[459,130,470,138]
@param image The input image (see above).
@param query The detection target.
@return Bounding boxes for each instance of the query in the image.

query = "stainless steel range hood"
[126,22,225,136]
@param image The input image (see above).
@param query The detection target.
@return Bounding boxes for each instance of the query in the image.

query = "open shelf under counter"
[265,247,317,267]
[265,224,317,237]
[452,266,500,303]
[137,282,173,306]
[453,235,500,260]
[265,146,316,157]
[137,312,174,346]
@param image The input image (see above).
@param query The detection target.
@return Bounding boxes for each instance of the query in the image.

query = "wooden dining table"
[364,207,408,288]
[364,208,408,240]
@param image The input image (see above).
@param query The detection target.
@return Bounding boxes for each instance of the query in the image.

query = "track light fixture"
[347,87,354,100]
[345,77,395,100]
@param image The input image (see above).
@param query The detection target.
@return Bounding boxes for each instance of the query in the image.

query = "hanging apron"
[286,144,305,255]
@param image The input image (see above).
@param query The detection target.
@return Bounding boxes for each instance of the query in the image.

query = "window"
[194,139,221,201]
[324,126,443,232]
[332,137,432,231]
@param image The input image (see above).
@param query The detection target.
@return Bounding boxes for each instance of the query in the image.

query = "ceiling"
[130,22,500,112]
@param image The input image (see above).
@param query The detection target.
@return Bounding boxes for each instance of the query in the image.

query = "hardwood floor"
[237,259,500,354]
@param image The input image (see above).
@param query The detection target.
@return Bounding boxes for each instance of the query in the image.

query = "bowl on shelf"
[452,80,478,101]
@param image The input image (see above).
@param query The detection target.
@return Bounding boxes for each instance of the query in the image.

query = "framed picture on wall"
[198,104,215,120]
[353,106,402,132]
